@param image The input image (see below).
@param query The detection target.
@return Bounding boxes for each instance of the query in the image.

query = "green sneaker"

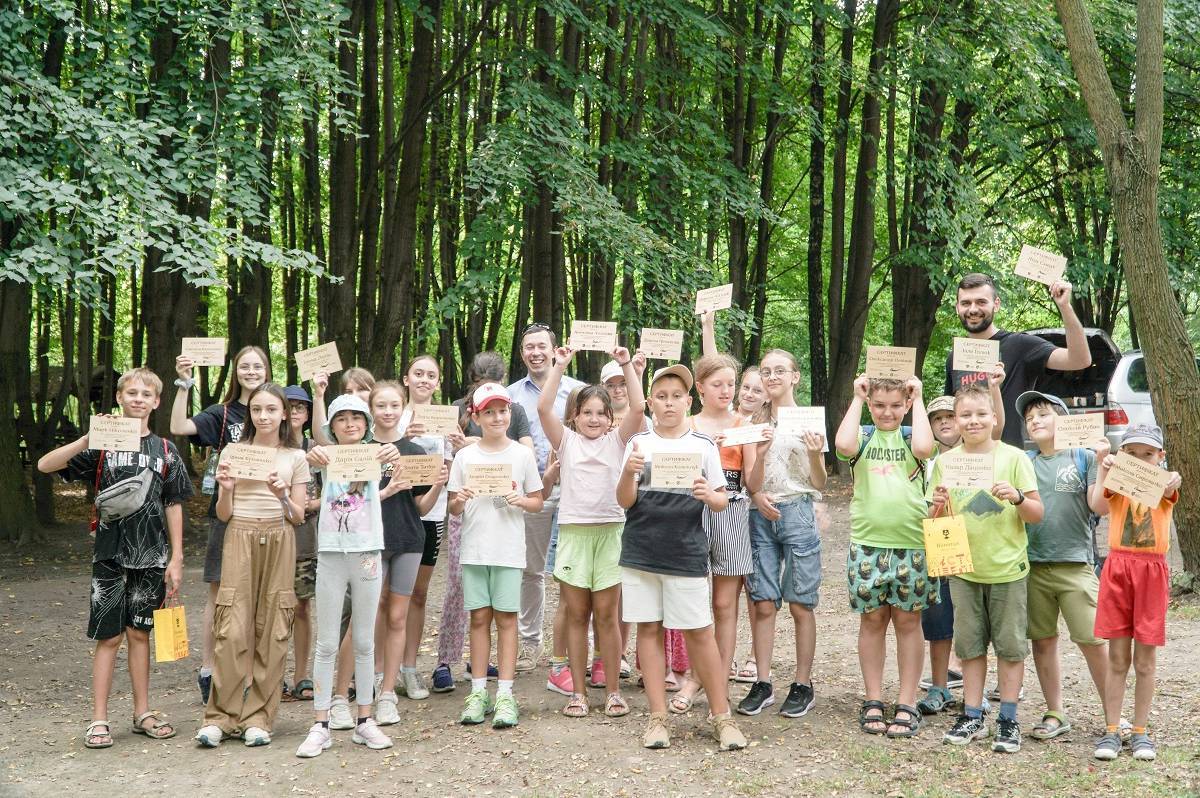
[492,693,519,729]
[459,689,493,725]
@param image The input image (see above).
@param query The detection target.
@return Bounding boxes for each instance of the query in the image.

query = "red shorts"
[1094,550,1168,646]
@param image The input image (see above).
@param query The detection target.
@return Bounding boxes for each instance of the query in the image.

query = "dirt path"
[2,478,1198,797]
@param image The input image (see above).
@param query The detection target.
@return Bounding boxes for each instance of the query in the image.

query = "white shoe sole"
[735,695,775,716]
[546,679,573,697]
[295,738,332,758]
[352,732,393,750]
[1094,750,1119,761]
[779,698,814,718]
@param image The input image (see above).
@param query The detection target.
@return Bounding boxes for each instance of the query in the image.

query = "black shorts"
[420,520,443,567]
[203,517,227,583]
[88,560,166,640]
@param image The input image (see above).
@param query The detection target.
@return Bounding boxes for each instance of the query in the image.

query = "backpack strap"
[89,450,106,534]
[847,426,876,469]
[1072,447,1089,484]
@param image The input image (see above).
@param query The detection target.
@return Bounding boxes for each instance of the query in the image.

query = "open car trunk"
[1024,327,1121,409]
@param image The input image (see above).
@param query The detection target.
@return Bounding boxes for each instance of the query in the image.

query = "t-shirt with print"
[619,429,726,578]
[556,426,626,525]
[925,441,1037,584]
[377,437,433,554]
[838,426,926,549]
[399,407,449,522]
[317,446,385,554]
[61,433,193,569]
[1026,448,1097,563]
[448,441,543,569]
[761,426,822,503]
[692,417,743,496]
[944,330,1057,446]
[190,401,247,516]
[1104,488,1177,556]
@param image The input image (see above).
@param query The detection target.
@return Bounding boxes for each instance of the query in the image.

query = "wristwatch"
[1013,488,1026,506]
[175,377,195,390]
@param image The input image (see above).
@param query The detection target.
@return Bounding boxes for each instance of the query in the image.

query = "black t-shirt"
[61,433,194,569]
[189,401,247,516]
[455,399,533,442]
[378,438,433,554]
[944,330,1056,446]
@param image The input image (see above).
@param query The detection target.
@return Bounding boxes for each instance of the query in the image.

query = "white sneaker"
[242,726,271,747]
[195,725,225,748]
[401,670,430,700]
[375,692,401,725]
[295,723,332,758]
[351,718,393,750]
[328,695,355,730]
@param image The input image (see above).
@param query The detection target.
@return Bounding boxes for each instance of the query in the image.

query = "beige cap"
[650,364,694,392]
[926,396,955,416]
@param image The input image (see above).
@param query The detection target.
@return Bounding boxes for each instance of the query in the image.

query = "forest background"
[3,0,1199,568]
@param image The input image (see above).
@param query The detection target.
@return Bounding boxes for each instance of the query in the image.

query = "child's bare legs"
[1032,635,1062,711]
[126,628,152,720]
[789,602,815,685]
[893,609,924,710]
[562,583,593,695]
[593,585,623,698]
[494,611,518,681]
[997,657,1024,705]
[750,600,777,682]
[1132,642,1156,729]
[293,599,312,687]
[380,591,411,694]
[469,608,494,686]
[92,634,122,734]
[1103,636,1131,726]
[403,565,434,668]
[961,655,988,709]
[857,607,889,731]
[711,575,741,674]
[681,626,730,715]
[1078,641,1108,702]
[928,639,953,687]
[551,596,569,659]
[637,622,667,714]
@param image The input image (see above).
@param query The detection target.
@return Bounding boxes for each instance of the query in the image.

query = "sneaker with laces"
[642,712,671,749]
[459,689,493,725]
[194,724,225,748]
[375,692,401,726]
[242,726,272,747]
[1130,733,1156,761]
[352,718,393,749]
[992,717,1021,753]
[516,643,542,673]
[943,714,989,745]
[295,723,332,758]
[546,664,574,696]
[778,682,815,718]
[328,695,355,730]
[492,693,519,729]
[589,658,606,688]
[1094,732,1122,760]
[736,681,775,716]
[712,714,747,751]
[400,670,430,700]
[431,663,456,693]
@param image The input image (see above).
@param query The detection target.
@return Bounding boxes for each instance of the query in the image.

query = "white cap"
[470,382,512,412]
[600,360,625,385]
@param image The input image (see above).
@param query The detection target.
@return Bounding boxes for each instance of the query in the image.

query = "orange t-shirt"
[691,416,743,493]
[1104,489,1178,556]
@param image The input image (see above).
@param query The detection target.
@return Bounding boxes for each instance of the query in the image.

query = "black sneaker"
[943,713,989,745]
[736,681,775,715]
[779,682,815,718]
[992,717,1021,753]
[198,671,212,705]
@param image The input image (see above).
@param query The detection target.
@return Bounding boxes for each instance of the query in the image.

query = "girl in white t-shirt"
[539,345,645,719]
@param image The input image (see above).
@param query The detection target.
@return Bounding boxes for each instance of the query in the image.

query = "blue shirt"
[508,373,585,473]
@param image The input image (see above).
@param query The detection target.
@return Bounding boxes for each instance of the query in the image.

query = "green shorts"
[846,544,941,614]
[553,523,623,592]
[949,575,1029,662]
[462,564,522,613]
[1027,562,1102,645]
[295,556,317,601]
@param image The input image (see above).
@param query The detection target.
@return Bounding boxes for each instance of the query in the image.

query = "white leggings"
[313,550,383,711]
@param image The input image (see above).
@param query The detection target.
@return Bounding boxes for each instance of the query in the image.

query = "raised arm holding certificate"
[569,321,619,352]
[1014,244,1068,286]
[1103,451,1172,507]
[88,416,143,452]
[223,444,277,481]
[181,337,228,367]
[694,284,734,315]
[865,346,917,380]
[295,342,343,381]
[939,451,994,490]
[649,452,702,489]
[326,444,383,482]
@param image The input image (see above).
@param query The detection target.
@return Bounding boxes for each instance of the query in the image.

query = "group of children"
[39,319,1179,762]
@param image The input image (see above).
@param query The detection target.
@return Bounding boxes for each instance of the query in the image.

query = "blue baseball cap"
[285,385,312,405]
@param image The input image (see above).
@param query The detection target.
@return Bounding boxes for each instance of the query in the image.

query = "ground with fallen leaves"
[2,477,1198,797]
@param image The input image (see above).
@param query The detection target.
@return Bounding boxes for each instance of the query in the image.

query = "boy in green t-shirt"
[834,375,935,738]
[928,384,1042,754]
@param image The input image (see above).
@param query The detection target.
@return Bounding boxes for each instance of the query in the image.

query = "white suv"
[1104,351,1194,450]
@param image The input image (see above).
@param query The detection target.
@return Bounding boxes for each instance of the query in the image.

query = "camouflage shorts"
[295,556,317,601]
[846,544,941,614]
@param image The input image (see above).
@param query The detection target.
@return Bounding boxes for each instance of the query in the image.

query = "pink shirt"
[556,427,626,525]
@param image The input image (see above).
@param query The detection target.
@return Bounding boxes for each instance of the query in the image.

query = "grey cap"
[1015,390,1068,418]
[1120,423,1164,450]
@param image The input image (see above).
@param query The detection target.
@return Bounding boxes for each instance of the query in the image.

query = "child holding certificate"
[927,384,1042,754]
[446,383,543,730]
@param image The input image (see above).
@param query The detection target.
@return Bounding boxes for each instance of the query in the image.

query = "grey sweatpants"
[313,550,383,711]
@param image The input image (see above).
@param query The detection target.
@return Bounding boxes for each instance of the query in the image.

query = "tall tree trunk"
[828,0,856,369]
[807,1,829,406]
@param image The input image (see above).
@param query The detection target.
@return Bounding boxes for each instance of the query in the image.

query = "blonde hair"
[342,366,376,394]
[117,367,162,396]
[694,354,740,387]
[867,378,906,398]
[369,379,406,408]
[953,384,994,412]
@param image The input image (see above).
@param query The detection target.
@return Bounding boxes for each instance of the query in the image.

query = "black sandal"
[885,704,923,738]
[859,699,888,735]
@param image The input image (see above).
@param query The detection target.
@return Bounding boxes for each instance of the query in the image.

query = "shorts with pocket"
[1027,561,1102,644]
[381,551,422,596]
[704,497,752,576]
[462,564,522,613]
[88,559,166,640]
[949,575,1029,661]
[747,497,821,608]
[553,523,623,591]
[202,517,228,583]
[294,556,317,601]
[420,519,442,567]
[620,567,713,630]
[921,576,954,641]
[1094,549,1168,646]
[846,544,941,614]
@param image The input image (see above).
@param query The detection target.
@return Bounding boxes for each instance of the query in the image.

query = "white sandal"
[85,720,113,749]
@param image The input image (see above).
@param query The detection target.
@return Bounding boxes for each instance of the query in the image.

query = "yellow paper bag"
[153,602,189,663]
[922,515,973,577]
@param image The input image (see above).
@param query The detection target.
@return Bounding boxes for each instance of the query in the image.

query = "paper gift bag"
[153,601,189,662]
[922,515,973,577]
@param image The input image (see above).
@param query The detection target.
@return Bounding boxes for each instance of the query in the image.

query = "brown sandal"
[85,720,113,749]
[131,710,176,740]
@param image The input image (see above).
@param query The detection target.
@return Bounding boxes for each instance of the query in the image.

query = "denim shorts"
[920,576,954,642]
[747,497,821,608]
